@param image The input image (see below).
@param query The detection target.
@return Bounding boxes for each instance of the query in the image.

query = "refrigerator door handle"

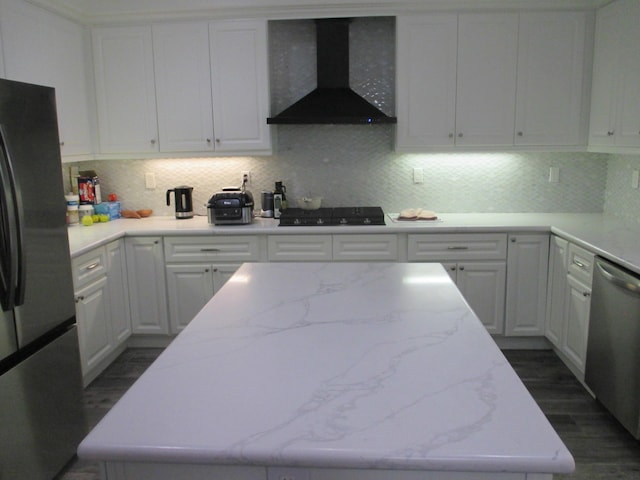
[0,124,24,309]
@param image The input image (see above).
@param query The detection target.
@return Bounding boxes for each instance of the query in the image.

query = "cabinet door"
[615,0,640,147]
[106,240,132,346]
[166,264,214,334]
[75,277,112,375]
[125,237,169,334]
[209,20,271,152]
[333,234,398,261]
[212,264,242,295]
[545,236,569,348]
[153,23,214,153]
[456,262,506,335]
[515,12,588,146]
[505,234,550,336]
[563,274,591,375]
[0,0,92,157]
[456,13,518,146]
[588,2,622,146]
[396,14,457,149]
[92,26,159,154]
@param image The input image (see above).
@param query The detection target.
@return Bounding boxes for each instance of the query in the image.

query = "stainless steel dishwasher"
[585,256,640,439]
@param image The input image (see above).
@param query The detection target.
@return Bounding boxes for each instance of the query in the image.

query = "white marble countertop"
[67,213,640,275]
[78,262,574,474]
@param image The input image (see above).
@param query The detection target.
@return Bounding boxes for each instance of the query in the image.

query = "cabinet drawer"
[164,236,259,262]
[268,235,332,262]
[333,234,398,261]
[72,247,107,289]
[567,243,595,285]
[408,233,508,261]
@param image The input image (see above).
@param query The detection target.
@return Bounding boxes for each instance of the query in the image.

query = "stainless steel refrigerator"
[0,79,87,479]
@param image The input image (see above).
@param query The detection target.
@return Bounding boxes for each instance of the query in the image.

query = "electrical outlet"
[241,171,251,186]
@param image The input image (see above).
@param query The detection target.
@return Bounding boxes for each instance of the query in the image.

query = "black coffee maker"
[166,186,194,219]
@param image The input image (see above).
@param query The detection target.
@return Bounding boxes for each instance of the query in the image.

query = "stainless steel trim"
[595,260,640,295]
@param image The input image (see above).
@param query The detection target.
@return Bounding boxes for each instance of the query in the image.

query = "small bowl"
[297,196,322,210]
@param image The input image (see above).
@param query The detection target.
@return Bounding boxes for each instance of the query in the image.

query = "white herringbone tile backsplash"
[64,125,616,218]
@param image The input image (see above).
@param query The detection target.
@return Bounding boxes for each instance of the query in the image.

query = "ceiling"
[34,0,613,24]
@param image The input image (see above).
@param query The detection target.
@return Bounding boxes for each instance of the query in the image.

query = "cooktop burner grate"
[278,207,385,226]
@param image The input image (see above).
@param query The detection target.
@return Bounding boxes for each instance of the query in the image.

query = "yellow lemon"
[81,215,93,226]
[99,214,109,222]
[92,214,100,223]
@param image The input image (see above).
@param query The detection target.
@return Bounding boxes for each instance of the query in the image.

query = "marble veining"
[78,262,574,474]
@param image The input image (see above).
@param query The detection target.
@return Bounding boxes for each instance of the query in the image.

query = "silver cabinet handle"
[447,246,469,250]
[85,262,100,271]
[457,133,463,138]
[572,259,585,269]
[517,131,523,136]
[448,133,454,139]
[607,131,614,136]
[583,292,591,297]
[151,139,156,144]
[200,248,221,252]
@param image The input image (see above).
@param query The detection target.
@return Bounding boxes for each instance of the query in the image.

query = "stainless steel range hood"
[267,18,397,125]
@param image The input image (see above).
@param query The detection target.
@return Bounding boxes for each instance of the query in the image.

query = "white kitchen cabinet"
[563,274,591,376]
[515,12,590,146]
[0,0,93,158]
[589,0,640,150]
[396,14,458,148]
[106,240,132,345]
[125,237,169,335]
[456,13,518,147]
[408,234,507,334]
[72,240,131,385]
[209,20,271,152]
[92,26,159,154]
[164,236,260,332]
[545,236,569,348]
[396,12,518,148]
[153,23,215,153]
[333,234,399,261]
[268,235,333,262]
[505,234,549,336]
[544,236,594,379]
[444,261,507,335]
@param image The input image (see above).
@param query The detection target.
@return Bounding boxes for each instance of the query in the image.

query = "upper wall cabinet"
[153,23,215,153]
[0,0,93,159]
[396,11,591,152]
[92,26,159,155]
[588,0,640,152]
[92,20,271,157]
[210,20,271,153]
[515,12,589,147]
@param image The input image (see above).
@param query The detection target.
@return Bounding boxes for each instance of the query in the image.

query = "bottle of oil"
[273,181,287,218]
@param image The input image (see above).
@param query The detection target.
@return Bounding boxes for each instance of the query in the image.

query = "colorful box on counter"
[78,170,102,205]
[94,201,121,220]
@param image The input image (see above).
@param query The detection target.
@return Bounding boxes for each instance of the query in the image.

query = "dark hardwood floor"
[58,348,640,479]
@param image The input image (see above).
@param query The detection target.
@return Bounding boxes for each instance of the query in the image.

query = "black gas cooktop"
[278,207,385,226]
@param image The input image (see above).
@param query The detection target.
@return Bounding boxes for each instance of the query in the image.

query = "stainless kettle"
[166,186,194,219]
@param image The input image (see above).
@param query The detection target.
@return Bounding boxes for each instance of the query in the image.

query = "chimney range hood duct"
[267,18,397,125]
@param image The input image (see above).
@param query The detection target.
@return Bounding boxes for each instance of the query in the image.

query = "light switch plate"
[145,172,156,189]
[413,167,424,184]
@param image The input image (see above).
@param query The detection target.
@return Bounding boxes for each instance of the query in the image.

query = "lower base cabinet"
[546,236,594,379]
[166,263,241,333]
[125,237,169,335]
[443,262,507,334]
[505,234,550,336]
[72,239,131,385]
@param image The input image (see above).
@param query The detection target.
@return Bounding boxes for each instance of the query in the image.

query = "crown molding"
[31,0,613,25]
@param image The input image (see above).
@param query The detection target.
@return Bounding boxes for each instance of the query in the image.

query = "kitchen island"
[78,262,574,480]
